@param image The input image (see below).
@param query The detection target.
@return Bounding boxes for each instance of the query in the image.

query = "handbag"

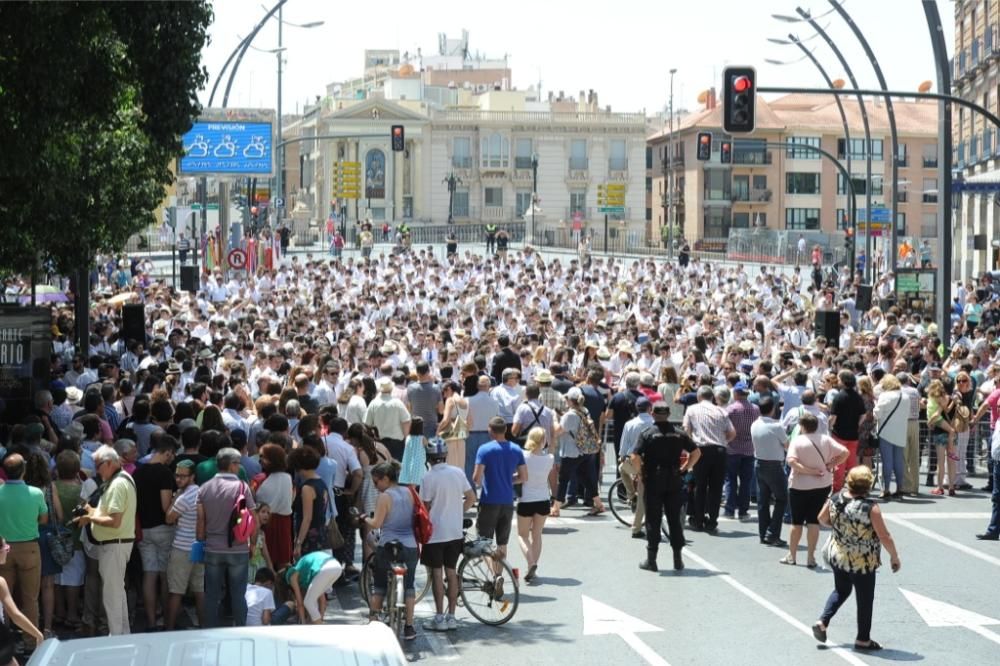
[45,483,75,566]
[951,403,971,433]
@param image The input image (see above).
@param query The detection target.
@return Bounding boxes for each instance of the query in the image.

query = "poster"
[0,308,52,423]
[365,149,386,199]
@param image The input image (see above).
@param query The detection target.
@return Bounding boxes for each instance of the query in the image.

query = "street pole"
[668,68,676,260]
[275,4,283,225]
[794,9,874,284]
[604,213,609,255]
[826,0,900,275]
[531,153,539,245]
[922,0,953,351]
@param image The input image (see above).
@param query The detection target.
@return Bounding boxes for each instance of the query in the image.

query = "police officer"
[631,401,700,572]
[485,223,498,255]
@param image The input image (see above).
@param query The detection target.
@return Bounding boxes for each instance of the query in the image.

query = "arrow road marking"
[900,588,1000,646]
[884,516,1000,568]
[581,595,668,666]
[682,550,869,666]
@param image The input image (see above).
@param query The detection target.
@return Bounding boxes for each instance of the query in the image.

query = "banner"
[0,307,52,423]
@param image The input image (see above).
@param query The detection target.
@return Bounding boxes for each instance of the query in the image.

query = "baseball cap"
[566,387,583,403]
[651,401,671,415]
[635,397,651,411]
[733,381,750,394]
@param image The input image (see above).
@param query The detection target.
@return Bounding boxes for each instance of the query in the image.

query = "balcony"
[923,156,938,168]
[731,188,772,203]
[987,26,999,59]
[483,205,515,221]
[513,168,534,183]
[972,39,980,68]
[732,150,772,165]
[704,188,732,203]
[514,156,534,170]
[984,129,994,161]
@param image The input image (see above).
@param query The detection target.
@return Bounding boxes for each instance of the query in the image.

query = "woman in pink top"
[781,413,848,568]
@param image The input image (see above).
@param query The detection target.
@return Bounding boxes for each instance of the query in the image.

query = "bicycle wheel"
[413,562,430,604]
[458,554,519,626]
[607,478,636,528]
[359,553,375,604]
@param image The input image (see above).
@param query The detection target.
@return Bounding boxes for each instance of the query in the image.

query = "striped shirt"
[726,399,760,457]
[682,400,734,448]
[170,484,199,552]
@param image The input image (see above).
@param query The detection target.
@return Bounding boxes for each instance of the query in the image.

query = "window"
[752,174,768,190]
[515,190,532,217]
[514,138,533,169]
[609,139,627,171]
[786,136,821,159]
[480,133,510,168]
[871,139,884,160]
[732,175,750,201]
[645,176,652,192]
[837,138,883,160]
[896,212,907,235]
[646,146,653,169]
[570,191,586,216]
[835,208,850,230]
[921,212,938,237]
[484,186,503,207]
[452,137,471,168]
[923,178,938,203]
[896,142,908,167]
[453,190,469,217]
[703,208,731,238]
[732,212,750,228]
[785,208,821,230]
[704,170,731,200]
[837,174,882,196]
[786,172,821,195]
[569,139,588,170]
[922,143,938,167]
[733,139,768,164]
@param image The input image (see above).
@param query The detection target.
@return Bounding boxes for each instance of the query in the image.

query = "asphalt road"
[325,466,999,666]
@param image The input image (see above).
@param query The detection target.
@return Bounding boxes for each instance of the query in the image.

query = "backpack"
[408,486,433,546]
[228,482,256,547]
[572,408,602,455]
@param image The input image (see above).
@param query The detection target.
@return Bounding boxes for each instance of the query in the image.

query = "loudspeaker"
[180,265,199,293]
[855,284,873,311]
[974,234,988,250]
[815,310,841,348]
[121,304,146,345]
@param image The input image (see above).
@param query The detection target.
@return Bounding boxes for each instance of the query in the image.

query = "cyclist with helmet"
[419,438,476,632]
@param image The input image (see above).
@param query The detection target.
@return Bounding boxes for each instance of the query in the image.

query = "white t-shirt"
[420,463,472,544]
[245,584,276,626]
[520,452,554,503]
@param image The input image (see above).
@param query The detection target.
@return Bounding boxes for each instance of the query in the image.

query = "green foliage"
[0,1,213,274]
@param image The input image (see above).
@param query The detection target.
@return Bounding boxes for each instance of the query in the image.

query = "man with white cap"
[364,376,411,461]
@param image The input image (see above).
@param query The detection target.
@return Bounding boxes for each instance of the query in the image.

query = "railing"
[923,156,938,168]
[431,109,647,126]
[704,188,732,201]
[726,228,848,266]
[732,188,772,203]
[732,150,772,165]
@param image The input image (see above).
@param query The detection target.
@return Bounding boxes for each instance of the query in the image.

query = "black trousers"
[692,445,727,528]
[486,237,496,254]
[644,471,685,555]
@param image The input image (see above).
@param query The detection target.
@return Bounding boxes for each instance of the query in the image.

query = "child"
[244,568,279,627]
[399,417,427,487]
[248,504,274,584]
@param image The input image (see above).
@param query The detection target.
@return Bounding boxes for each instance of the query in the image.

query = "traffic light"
[391,125,405,151]
[723,66,756,133]
[720,141,732,164]
[696,132,712,161]
[844,227,855,252]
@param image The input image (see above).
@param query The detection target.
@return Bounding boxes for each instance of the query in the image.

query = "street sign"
[598,206,625,214]
[274,197,284,208]
[207,203,219,211]
[858,207,891,223]
[604,183,626,192]
[179,121,274,175]
[191,203,202,211]
[227,248,247,270]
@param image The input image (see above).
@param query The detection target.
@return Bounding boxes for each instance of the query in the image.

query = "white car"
[27,624,406,666]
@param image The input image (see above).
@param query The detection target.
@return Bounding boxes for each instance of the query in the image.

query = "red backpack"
[408,486,433,546]
[228,483,256,547]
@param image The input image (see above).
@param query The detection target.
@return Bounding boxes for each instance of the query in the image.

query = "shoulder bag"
[46,483,75,566]
[874,394,903,440]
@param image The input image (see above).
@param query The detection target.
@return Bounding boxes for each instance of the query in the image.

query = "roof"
[648,93,937,141]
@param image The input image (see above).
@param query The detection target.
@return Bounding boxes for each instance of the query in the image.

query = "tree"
[0,1,213,275]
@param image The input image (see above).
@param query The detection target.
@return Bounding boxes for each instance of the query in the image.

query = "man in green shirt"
[75,445,136,635]
[0,453,47,649]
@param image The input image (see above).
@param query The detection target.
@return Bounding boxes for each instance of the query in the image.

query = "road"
[324,465,999,666]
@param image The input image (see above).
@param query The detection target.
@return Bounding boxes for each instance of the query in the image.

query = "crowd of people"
[0,241,999,660]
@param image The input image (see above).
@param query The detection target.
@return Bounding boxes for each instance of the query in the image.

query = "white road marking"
[417,590,460,661]
[900,588,1000,646]
[581,595,669,666]
[883,516,1000,568]
[683,549,869,666]
[883,512,991,520]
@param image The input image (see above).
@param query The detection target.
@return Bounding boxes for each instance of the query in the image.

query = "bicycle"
[360,544,430,605]
[608,470,694,541]
[455,518,519,625]
[366,539,409,639]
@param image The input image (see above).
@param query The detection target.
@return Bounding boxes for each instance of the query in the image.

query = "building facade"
[647,94,939,255]
[953,0,1000,279]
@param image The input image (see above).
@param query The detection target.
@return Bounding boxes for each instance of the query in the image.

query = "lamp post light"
[443,173,462,225]
[667,67,677,260]
[530,152,539,245]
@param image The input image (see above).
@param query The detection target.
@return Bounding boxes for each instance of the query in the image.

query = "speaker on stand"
[815,310,841,348]
[121,304,146,346]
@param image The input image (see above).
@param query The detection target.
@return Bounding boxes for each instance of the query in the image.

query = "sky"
[197,0,956,117]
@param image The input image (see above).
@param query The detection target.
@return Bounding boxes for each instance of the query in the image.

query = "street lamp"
[443,173,462,224]
[530,152,539,245]
[662,68,677,259]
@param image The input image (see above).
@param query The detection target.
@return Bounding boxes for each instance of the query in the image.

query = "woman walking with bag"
[782,413,848,567]
[812,466,901,650]
[517,427,554,583]
[551,388,605,518]
[437,381,469,472]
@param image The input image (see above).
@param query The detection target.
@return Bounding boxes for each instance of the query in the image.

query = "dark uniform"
[485,223,498,254]
[633,419,697,570]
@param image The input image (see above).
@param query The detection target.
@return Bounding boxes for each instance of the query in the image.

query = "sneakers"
[493,576,505,600]
[403,625,417,641]
[423,616,449,632]
[445,615,458,631]
[638,559,658,572]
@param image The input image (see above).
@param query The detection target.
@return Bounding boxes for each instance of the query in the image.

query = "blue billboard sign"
[179,121,273,175]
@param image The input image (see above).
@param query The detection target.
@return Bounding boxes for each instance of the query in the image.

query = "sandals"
[779,554,796,566]
[806,559,818,569]
[854,640,883,651]
[586,506,606,516]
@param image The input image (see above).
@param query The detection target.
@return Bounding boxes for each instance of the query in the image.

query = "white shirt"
[873,390,910,447]
[519,452,555,503]
[419,462,472,543]
[244,584,276,626]
[324,433,361,488]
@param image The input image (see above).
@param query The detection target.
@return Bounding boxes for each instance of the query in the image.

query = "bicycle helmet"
[425,437,448,461]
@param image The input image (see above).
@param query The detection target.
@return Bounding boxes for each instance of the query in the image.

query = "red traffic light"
[699,134,710,144]
[392,127,402,136]
[733,76,752,93]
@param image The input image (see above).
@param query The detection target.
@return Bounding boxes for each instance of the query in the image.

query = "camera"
[72,504,88,519]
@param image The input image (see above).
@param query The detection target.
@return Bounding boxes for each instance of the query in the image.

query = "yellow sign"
[340,161,361,173]
[605,183,626,192]
[597,182,625,206]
